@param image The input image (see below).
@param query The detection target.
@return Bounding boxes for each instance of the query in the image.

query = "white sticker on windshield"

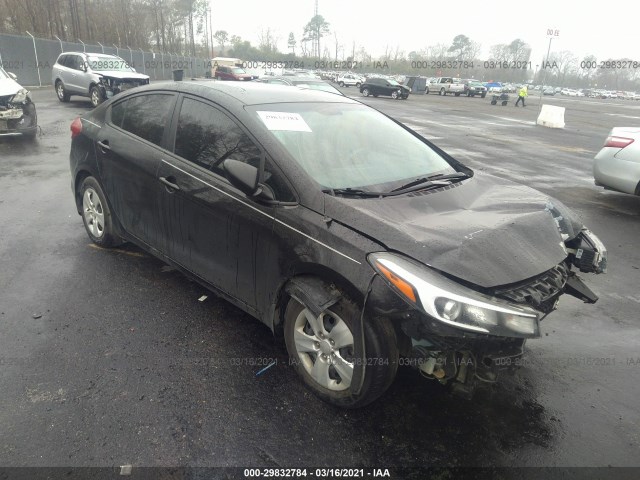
[257,111,312,132]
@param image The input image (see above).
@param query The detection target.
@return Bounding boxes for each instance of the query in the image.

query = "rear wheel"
[284,290,398,408]
[339,81,345,87]
[79,177,121,248]
[440,88,446,96]
[55,81,70,102]
[455,92,460,96]
[425,87,430,94]
[362,88,370,97]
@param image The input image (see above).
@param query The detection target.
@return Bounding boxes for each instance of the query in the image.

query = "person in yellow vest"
[515,85,528,106]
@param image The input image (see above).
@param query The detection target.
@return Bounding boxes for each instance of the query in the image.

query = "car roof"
[145,80,358,106]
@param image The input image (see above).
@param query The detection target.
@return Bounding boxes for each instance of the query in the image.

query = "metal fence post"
[113,44,119,58]
[25,31,42,87]
[139,48,145,74]
[54,35,63,53]
[97,42,105,53]
[78,39,86,52]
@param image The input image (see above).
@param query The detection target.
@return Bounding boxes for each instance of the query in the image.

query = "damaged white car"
[52,52,150,108]
[0,67,38,138]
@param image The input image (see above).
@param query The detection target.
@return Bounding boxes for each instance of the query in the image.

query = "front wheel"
[455,92,460,97]
[391,90,399,99]
[284,292,398,408]
[90,86,103,108]
[361,88,370,97]
[80,177,121,247]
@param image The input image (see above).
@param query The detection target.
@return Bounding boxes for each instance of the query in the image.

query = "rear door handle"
[159,176,180,191]
[97,140,110,153]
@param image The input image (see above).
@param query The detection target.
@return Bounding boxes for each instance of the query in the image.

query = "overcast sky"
[209,0,637,63]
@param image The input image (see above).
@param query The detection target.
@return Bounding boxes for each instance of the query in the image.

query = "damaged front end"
[96,75,150,101]
[365,226,606,398]
[0,89,37,138]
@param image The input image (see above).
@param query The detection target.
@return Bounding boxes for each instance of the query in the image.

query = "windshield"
[231,67,247,74]
[388,79,401,86]
[252,103,457,190]
[88,56,134,72]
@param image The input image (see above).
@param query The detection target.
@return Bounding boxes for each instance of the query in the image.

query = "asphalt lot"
[1,83,639,476]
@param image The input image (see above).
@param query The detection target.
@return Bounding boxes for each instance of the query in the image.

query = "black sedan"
[359,78,410,99]
[69,81,606,408]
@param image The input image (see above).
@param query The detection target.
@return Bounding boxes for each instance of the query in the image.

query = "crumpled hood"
[0,77,23,96]
[96,71,150,81]
[324,173,584,288]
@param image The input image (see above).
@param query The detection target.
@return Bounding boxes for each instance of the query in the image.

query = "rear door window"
[110,93,175,147]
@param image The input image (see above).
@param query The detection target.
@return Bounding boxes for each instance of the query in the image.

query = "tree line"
[2,3,638,89]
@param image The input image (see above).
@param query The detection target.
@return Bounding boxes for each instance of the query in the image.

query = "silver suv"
[52,52,150,107]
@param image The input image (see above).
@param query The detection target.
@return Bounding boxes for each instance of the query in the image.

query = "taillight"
[604,136,634,149]
[70,117,83,138]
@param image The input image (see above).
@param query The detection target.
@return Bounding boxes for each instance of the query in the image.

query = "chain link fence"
[0,32,210,87]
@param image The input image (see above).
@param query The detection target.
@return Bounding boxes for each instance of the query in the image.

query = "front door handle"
[159,176,180,191]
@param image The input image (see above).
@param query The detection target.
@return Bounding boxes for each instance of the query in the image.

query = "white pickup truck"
[425,77,466,96]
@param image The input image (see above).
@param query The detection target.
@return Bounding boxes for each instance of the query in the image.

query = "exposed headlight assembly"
[11,89,29,104]
[368,252,541,338]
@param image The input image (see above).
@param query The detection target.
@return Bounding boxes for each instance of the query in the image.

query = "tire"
[356,82,361,87]
[501,100,508,106]
[90,86,103,108]
[55,81,70,102]
[455,92,460,97]
[440,88,446,96]
[284,291,398,408]
[391,91,399,99]
[425,87,429,94]
[402,95,409,100]
[362,88,370,97]
[339,81,345,87]
[491,100,497,105]
[79,176,121,248]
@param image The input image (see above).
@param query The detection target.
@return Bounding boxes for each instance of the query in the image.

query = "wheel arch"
[270,266,368,337]
[74,169,94,213]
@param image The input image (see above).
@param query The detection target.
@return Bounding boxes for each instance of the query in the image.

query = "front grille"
[492,262,569,312]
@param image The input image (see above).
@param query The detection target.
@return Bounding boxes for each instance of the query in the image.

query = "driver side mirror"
[223,159,275,201]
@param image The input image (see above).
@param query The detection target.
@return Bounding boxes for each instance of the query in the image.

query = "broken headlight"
[368,252,541,338]
[11,89,29,104]
[567,229,607,274]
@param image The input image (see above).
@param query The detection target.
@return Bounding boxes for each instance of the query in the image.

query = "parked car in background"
[214,65,257,81]
[461,79,487,98]
[0,67,38,138]
[69,80,606,408]
[359,77,410,99]
[594,127,640,195]
[426,77,465,96]
[52,52,150,107]
[543,88,555,95]
[336,73,364,87]
[257,76,343,96]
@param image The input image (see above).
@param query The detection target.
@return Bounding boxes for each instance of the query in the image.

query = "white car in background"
[336,73,364,87]
[0,67,37,138]
[593,127,640,195]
